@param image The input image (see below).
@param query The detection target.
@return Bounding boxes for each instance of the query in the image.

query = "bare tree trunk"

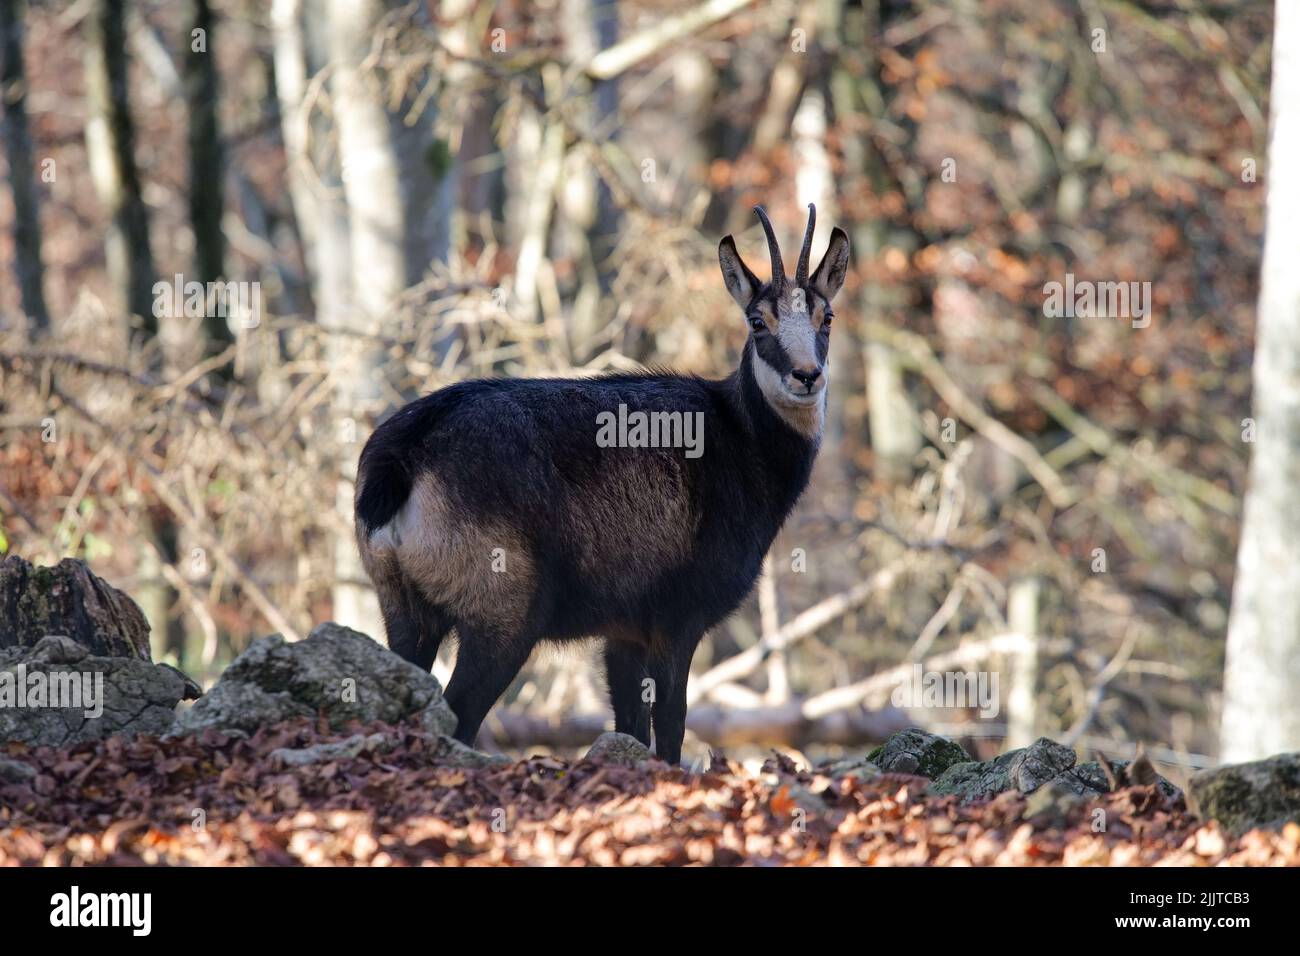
[84,0,183,660]
[0,0,49,337]
[559,0,621,363]
[185,0,236,359]
[325,0,453,636]
[275,0,360,639]
[511,91,565,327]
[1005,576,1041,749]
[272,0,352,328]
[84,0,157,338]
[1221,0,1300,763]
[833,0,922,484]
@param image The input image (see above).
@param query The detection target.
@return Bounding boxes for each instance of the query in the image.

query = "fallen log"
[482,700,912,751]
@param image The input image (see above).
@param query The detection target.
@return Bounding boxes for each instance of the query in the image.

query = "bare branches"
[485,698,910,750]
[867,320,1077,509]
[583,0,757,81]
[802,632,1074,720]
[688,562,909,706]
[1030,382,1238,517]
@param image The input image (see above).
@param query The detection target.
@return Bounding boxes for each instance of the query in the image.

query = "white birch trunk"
[1221,0,1300,762]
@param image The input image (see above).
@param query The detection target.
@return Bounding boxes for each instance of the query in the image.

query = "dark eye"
[822,311,834,330]
[749,316,766,333]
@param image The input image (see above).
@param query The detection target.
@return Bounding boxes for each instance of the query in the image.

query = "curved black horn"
[795,203,816,284]
[753,206,785,286]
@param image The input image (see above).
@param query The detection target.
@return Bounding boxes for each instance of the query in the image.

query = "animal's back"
[356,374,761,642]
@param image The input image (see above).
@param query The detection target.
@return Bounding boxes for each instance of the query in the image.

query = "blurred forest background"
[0,0,1286,771]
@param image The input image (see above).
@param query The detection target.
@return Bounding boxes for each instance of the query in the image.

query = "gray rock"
[1190,752,1300,835]
[174,622,457,736]
[0,555,152,659]
[865,728,971,779]
[0,635,198,746]
[1068,759,1182,801]
[818,756,883,783]
[182,681,314,736]
[931,738,1078,801]
[1021,776,1092,826]
[1006,737,1078,792]
[0,756,37,783]
[931,739,1185,804]
[272,730,507,770]
[271,732,398,767]
[429,734,512,769]
[930,754,1016,801]
[584,731,654,765]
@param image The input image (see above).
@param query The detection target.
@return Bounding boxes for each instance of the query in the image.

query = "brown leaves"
[2,724,1299,866]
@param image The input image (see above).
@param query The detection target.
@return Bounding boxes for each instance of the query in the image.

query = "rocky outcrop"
[0,635,200,746]
[0,557,200,745]
[930,737,1079,800]
[173,622,458,737]
[0,555,152,660]
[1191,753,1300,835]
[860,730,1182,804]
[865,727,971,778]
[583,731,654,765]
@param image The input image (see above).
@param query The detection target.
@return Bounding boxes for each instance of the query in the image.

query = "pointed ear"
[718,236,760,309]
[810,227,851,302]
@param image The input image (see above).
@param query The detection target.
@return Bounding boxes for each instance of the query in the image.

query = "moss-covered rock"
[1190,753,1300,835]
[869,728,972,779]
[931,737,1077,801]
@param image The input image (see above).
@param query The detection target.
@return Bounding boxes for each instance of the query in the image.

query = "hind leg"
[603,639,651,747]
[442,627,534,746]
[379,580,452,672]
[648,632,704,765]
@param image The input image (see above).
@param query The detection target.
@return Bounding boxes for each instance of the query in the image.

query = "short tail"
[355,394,453,536]
[355,447,413,536]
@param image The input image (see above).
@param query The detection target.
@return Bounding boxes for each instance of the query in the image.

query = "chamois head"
[718,205,850,420]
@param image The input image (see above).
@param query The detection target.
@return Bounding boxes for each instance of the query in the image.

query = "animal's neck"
[725,344,821,520]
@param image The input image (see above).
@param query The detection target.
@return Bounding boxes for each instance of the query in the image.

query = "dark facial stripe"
[747,283,831,373]
[754,327,794,374]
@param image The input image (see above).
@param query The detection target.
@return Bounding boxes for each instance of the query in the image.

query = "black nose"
[791,368,821,390]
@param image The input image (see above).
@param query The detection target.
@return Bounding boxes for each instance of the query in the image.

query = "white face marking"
[776,301,820,374]
[753,358,826,440]
[752,288,827,441]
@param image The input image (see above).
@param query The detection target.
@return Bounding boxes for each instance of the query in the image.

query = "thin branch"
[688,561,907,705]
[802,632,1074,720]
[583,0,757,81]
[867,321,1076,509]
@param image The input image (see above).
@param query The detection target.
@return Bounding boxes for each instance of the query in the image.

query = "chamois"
[354,204,850,763]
